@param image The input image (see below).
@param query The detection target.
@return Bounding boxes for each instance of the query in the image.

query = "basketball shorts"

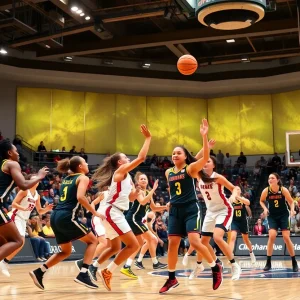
[268,214,290,231]
[51,210,90,244]
[0,207,11,226]
[126,217,148,236]
[202,208,233,236]
[230,218,249,234]
[168,201,201,237]
[102,205,131,240]
[11,215,27,237]
[92,215,106,237]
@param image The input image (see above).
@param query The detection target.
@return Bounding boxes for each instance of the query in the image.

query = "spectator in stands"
[43,219,55,238]
[260,213,269,232]
[79,148,88,162]
[61,146,66,152]
[69,145,76,153]
[272,153,281,173]
[216,150,224,172]
[13,137,27,166]
[162,156,172,169]
[288,179,298,198]
[209,149,216,157]
[144,155,151,166]
[151,154,158,165]
[38,141,47,152]
[150,162,160,171]
[237,152,247,166]
[156,223,168,257]
[287,168,297,181]
[223,153,232,168]
[253,218,267,235]
[0,131,3,141]
[42,190,54,205]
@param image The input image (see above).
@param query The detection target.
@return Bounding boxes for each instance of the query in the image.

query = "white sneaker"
[0,261,10,277]
[189,264,205,279]
[250,252,256,265]
[182,254,189,267]
[231,262,241,280]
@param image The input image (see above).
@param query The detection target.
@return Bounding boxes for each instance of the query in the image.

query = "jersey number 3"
[175,182,182,195]
[60,186,68,201]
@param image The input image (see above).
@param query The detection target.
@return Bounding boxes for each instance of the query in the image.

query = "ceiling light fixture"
[141,62,151,69]
[226,39,235,43]
[0,48,8,55]
[80,13,85,16]
[76,9,82,14]
[85,16,91,20]
[45,44,51,49]
[71,6,78,12]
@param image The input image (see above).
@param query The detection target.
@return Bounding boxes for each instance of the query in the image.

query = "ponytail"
[57,156,82,173]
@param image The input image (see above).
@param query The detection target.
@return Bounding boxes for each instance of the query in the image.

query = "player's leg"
[241,233,256,264]
[264,227,277,271]
[228,230,237,254]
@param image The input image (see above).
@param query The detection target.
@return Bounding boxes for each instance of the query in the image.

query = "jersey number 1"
[175,182,181,195]
[60,186,68,201]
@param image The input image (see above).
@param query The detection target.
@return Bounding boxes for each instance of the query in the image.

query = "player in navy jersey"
[121,172,167,278]
[228,186,256,264]
[29,156,104,290]
[0,139,48,270]
[159,119,223,294]
[260,172,298,272]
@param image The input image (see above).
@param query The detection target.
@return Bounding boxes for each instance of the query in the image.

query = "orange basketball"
[177,54,198,75]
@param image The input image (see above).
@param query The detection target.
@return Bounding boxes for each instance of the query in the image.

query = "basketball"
[177,54,198,75]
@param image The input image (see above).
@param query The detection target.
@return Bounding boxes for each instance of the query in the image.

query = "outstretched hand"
[140,124,151,138]
[200,119,209,136]
[208,139,216,149]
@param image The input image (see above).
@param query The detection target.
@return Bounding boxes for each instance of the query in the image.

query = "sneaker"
[189,263,205,279]
[99,268,112,291]
[231,262,241,280]
[153,261,167,269]
[0,261,10,277]
[74,272,98,289]
[263,262,271,271]
[182,254,189,267]
[120,266,138,279]
[134,260,145,270]
[292,261,299,272]
[159,278,179,294]
[250,252,256,265]
[212,264,223,290]
[29,268,45,290]
[75,259,84,272]
[89,265,98,281]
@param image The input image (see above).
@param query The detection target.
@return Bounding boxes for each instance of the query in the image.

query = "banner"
[235,236,285,256]
[287,236,300,256]
[11,238,36,262]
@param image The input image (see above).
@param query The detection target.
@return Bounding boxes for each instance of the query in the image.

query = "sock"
[93,261,100,268]
[168,270,175,280]
[137,253,144,263]
[208,261,216,268]
[3,258,10,264]
[126,259,133,267]
[152,257,158,264]
[215,258,221,264]
[229,259,236,264]
[185,253,189,257]
[291,256,297,263]
[197,261,202,265]
[41,264,48,273]
[267,256,271,263]
[107,261,118,273]
[80,263,89,273]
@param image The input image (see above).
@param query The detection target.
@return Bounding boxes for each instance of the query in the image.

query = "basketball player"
[260,173,298,272]
[159,119,223,294]
[120,172,167,278]
[0,174,53,277]
[228,186,256,264]
[0,139,48,271]
[194,156,241,281]
[88,124,152,291]
[29,156,104,290]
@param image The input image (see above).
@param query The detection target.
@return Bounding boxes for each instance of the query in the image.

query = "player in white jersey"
[88,124,152,291]
[0,174,53,277]
[192,156,241,280]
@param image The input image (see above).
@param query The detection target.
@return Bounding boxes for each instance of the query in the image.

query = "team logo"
[149,267,300,279]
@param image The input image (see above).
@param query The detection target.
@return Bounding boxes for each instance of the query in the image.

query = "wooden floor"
[1,256,299,300]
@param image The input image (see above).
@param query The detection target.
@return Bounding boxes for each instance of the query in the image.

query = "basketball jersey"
[96,190,109,213]
[168,165,197,205]
[126,190,149,221]
[199,172,233,213]
[106,172,132,211]
[232,200,247,221]
[266,186,289,216]
[56,173,82,213]
[12,190,39,220]
[0,159,16,206]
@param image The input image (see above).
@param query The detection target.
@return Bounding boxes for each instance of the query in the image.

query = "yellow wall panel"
[178,98,207,153]
[240,95,274,154]
[208,96,241,155]
[51,90,85,151]
[16,88,51,149]
[116,94,146,154]
[272,91,300,153]
[147,97,178,156]
[85,93,116,154]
